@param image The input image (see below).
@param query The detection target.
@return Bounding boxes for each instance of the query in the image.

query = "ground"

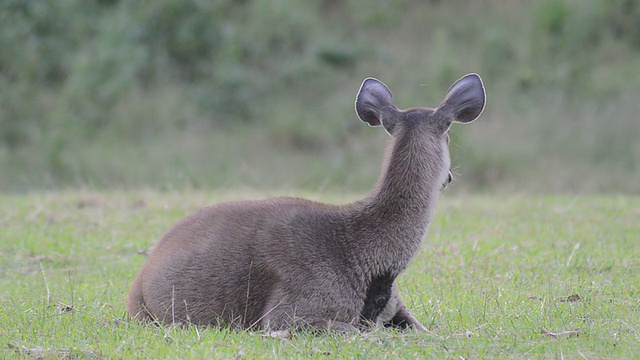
[1,191,638,358]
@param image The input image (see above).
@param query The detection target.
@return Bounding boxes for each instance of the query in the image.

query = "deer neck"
[371,131,445,222]
[347,131,447,274]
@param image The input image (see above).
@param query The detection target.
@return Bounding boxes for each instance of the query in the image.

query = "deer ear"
[438,73,486,124]
[355,78,396,128]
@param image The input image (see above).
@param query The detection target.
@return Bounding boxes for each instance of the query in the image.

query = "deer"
[127,73,486,332]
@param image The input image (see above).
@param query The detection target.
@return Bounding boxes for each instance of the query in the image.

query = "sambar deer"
[127,73,486,332]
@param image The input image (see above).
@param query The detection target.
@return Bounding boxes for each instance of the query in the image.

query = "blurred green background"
[1,0,639,193]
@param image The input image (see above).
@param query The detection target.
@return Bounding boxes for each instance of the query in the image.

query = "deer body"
[127,74,486,331]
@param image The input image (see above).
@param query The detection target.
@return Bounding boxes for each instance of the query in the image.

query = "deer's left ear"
[437,73,485,124]
[356,78,399,134]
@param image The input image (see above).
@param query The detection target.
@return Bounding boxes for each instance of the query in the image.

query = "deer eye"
[442,171,453,191]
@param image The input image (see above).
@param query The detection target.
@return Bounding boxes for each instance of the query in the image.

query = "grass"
[1,191,639,358]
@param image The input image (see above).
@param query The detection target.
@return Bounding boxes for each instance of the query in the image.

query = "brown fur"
[127,74,486,332]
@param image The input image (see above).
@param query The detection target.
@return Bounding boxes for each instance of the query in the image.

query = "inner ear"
[355,78,395,128]
[438,73,486,124]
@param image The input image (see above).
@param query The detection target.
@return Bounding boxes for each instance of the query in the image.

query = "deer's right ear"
[437,73,486,124]
[355,78,396,128]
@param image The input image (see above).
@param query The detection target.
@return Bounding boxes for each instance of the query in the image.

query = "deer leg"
[384,300,427,332]
[303,318,360,333]
[261,313,359,333]
[259,290,359,333]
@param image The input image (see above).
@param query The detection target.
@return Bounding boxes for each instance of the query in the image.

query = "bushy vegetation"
[1,0,639,193]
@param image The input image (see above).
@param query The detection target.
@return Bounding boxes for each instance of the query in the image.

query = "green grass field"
[1,191,638,359]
